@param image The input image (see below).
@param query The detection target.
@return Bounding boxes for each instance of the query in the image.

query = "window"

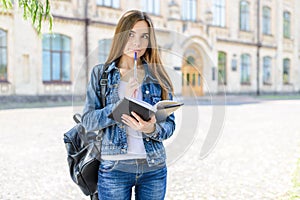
[182,0,197,21]
[218,52,227,85]
[186,73,190,86]
[192,73,196,86]
[96,0,119,8]
[186,56,195,65]
[182,72,184,85]
[213,0,226,27]
[240,54,251,84]
[42,33,71,82]
[198,74,201,86]
[0,29,7,81]
[283,58,290,84]
[99,39,112,64]
[142,0,160,15]
[240,0,250,31]
[283,11,291,38]
[263,56,272,84]
[262,6,271,35]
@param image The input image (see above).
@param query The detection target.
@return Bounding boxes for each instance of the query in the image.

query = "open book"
[108,97,183,123]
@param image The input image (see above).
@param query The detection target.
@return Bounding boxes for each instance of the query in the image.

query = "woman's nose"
[133,37,141,47]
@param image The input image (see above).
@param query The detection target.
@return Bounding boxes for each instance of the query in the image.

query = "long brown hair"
[105,10,173,100]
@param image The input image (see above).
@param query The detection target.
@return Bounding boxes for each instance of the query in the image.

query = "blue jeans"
[98,159,167,200]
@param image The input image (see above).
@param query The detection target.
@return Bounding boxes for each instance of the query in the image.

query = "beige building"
[0,0,299,97]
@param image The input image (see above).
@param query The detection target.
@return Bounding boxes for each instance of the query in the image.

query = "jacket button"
[145,90,149,94]
[146,138,150,142]
[151,159,155,163]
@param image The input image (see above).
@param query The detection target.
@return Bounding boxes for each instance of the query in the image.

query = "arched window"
[263,6,271,35]
[42,33,71,82]
[263,56,272,84]
[283,58,290,84]
[283,11,291,38]
[99,39,112,64]
[186,73,190,86]
[198,74,201,86]
[240,0,250,31]
[240,54,251,84]
[0,29,7,81]
[186,56,195,65]
[213,0,226,27]
[218,51,227,85]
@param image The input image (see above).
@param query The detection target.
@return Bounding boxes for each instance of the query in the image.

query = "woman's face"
[123,20,149,59]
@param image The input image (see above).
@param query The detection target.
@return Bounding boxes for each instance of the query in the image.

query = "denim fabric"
[82,61,176,167]
[98,159,167,200]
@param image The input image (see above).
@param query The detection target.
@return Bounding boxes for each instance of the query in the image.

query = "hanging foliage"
[1,0,53,34]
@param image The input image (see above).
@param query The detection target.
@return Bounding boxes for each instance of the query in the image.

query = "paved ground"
[0,98,300,199]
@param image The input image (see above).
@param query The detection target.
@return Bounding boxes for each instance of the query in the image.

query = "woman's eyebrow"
[130,30,149,34]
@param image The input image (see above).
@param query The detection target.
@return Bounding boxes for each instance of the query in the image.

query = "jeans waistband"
[101,159,166,173]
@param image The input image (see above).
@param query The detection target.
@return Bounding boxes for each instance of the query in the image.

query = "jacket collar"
[104,62,118,73]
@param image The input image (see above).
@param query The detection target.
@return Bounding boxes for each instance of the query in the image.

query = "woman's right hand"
[125,77,139,98]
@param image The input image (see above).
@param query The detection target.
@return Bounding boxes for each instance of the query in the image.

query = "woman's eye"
[129,32,134,37]
[143,34,149,39]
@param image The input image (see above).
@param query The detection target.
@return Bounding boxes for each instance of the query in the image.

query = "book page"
[155,107,179,122]
[126,97,156,112]
[155,100,183,110]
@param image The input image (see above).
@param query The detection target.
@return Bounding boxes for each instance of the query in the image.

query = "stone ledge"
[0,95,85,109]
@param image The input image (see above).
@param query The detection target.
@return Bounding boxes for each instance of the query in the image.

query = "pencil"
[134,51,137,79]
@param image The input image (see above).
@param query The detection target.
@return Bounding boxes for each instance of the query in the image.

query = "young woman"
[82,10,176,200]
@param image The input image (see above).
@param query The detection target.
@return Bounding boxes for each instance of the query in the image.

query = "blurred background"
[1,0,300,109]
[1,1,300,200]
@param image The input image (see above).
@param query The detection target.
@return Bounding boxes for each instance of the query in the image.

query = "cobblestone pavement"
[0,99,300,200]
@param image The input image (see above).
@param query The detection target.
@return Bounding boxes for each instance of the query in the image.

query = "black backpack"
[63,65,108,200]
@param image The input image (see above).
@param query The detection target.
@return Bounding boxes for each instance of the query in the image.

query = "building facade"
[0,0,299,97]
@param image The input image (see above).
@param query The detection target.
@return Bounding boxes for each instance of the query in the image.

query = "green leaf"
[32,2,38,25]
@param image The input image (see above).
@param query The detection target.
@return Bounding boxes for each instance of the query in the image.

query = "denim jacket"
[82,61,175,167]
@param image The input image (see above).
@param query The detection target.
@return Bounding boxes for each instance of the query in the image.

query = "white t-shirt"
[101,80,147,160]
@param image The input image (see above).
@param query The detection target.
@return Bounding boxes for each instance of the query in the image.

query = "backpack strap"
[99,67,108,107]
[73,113,82,124]
[95,64,109,141]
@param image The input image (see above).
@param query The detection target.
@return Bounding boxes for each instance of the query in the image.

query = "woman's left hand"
[121,112,156,134]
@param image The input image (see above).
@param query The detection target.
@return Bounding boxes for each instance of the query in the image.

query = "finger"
[150,115,157,123]
[121,114,131,119]
[122,114,139,126]
[131,112,144,124]
[122,119,129,126]
[122,117,135,128]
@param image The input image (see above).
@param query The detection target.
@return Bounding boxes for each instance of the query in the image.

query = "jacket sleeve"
[81,65,118,132]
[145,92,176,142]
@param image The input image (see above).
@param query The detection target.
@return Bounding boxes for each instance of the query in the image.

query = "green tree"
[1,0,53,34]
